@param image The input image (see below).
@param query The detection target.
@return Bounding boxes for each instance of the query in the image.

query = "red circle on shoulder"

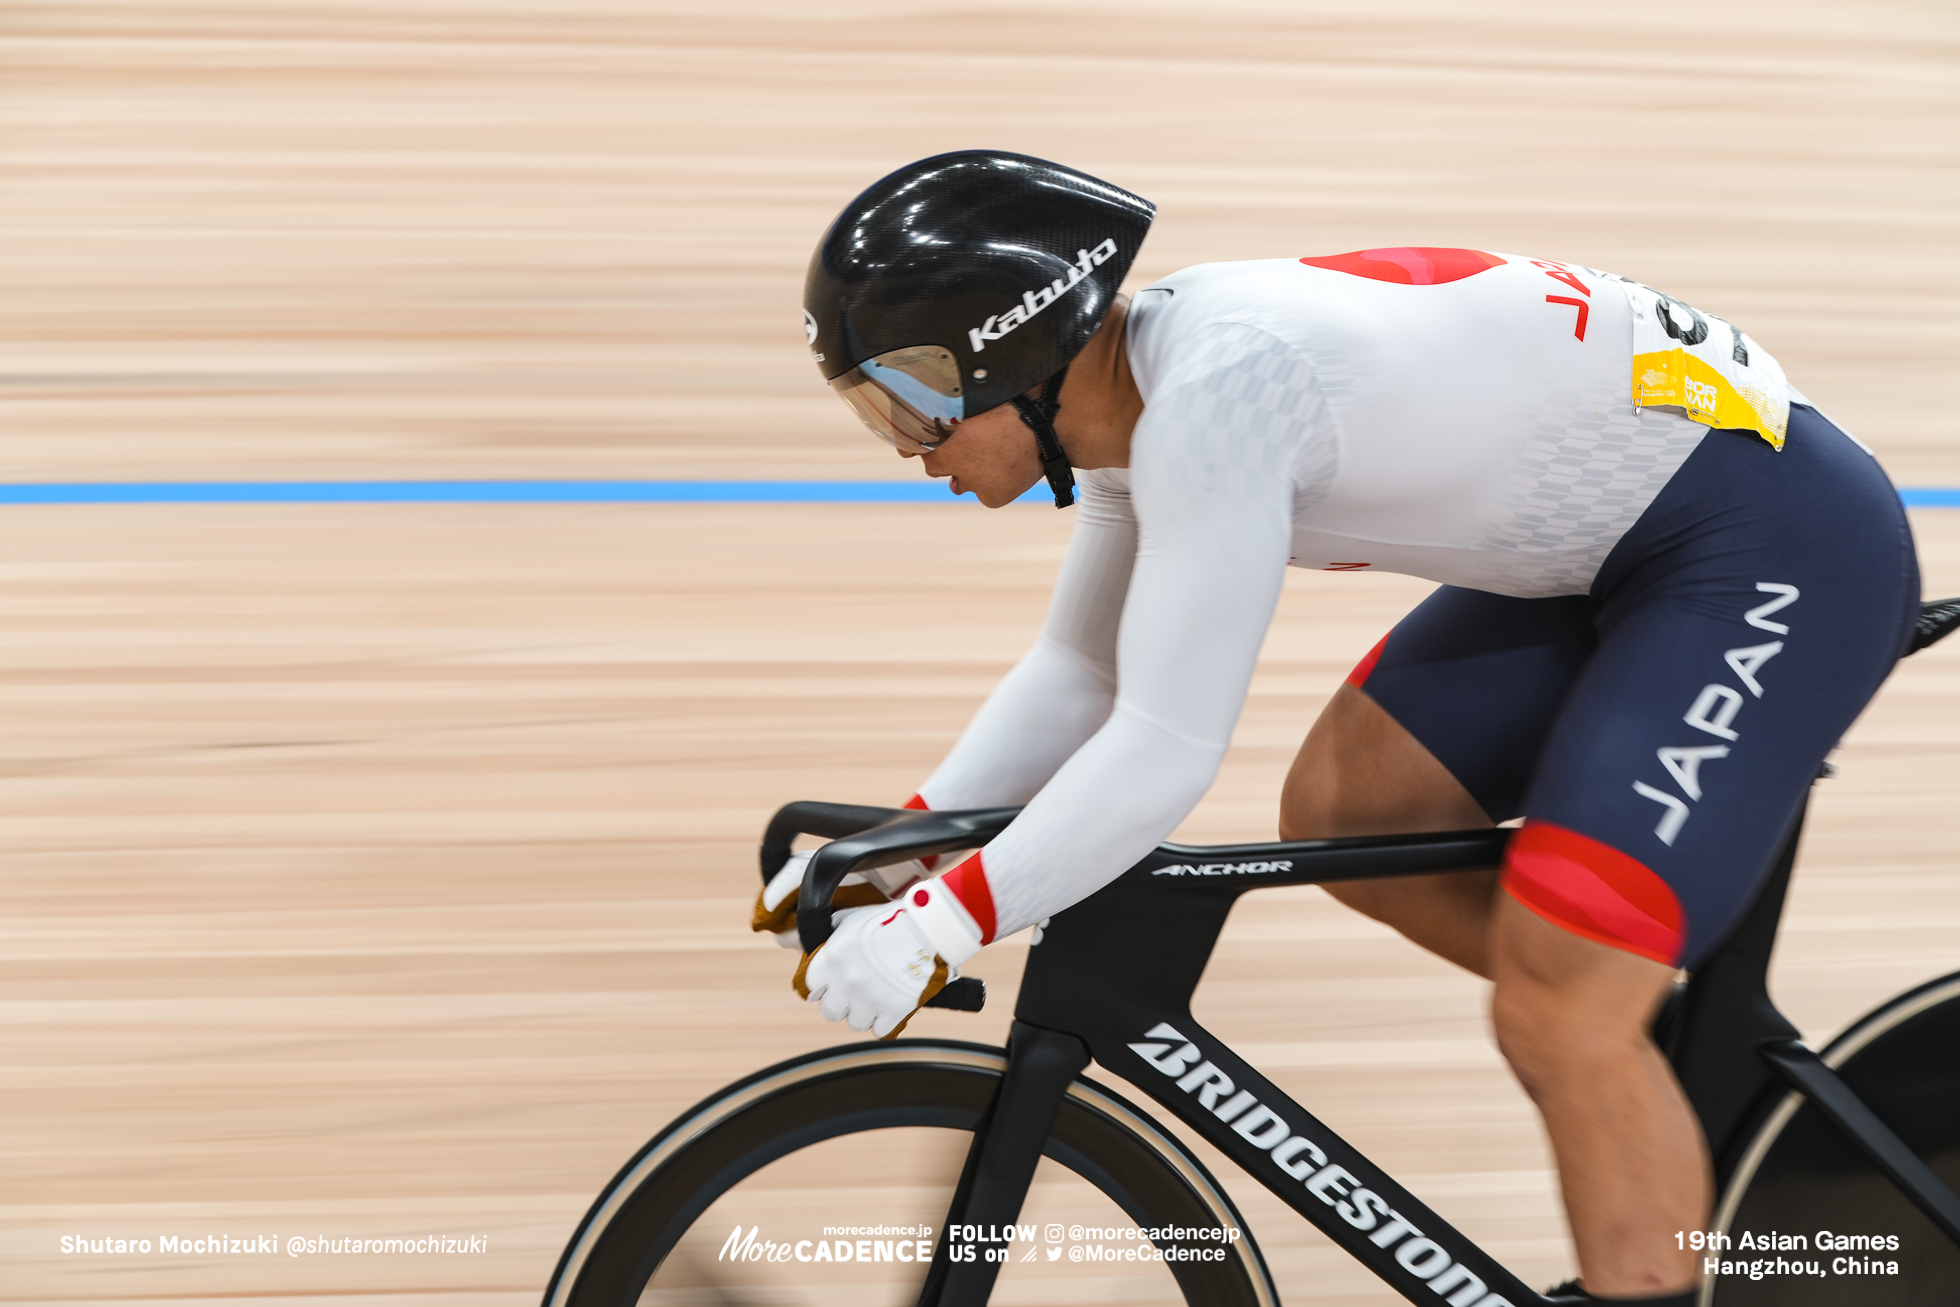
[913,889,930,906]
[1299,247,1505,285]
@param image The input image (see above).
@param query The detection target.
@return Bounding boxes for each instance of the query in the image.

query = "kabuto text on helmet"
[805,151,1155,485]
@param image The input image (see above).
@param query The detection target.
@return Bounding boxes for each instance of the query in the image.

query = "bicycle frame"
[768,798,1960,1307]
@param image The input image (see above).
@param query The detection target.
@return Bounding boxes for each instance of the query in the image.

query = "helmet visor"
[828,345,965,454]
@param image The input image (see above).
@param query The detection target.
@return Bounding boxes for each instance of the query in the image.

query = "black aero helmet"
[805,151,1155,506]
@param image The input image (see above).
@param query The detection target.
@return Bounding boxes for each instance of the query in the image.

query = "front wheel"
[543,1038,1276,1307]
[1706,972,1960,1305]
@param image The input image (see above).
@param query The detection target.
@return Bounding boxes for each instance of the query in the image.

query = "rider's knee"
[1488,966,1649,1100]
[1315,876,1390,918]
[1276,790,1329,842]
[1277,727,1355,840]
[1281,686,1489,841]
[1277,729,1424,841]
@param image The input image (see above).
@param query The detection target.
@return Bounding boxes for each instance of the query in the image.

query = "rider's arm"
[759,484,1135,943]
[911,472,1138,809]
[941,324,1309,942]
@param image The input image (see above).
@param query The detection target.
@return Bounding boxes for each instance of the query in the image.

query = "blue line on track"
[0,480,1041,505]
[0,480,1952,506]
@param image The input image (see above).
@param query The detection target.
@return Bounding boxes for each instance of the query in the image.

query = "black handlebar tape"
[758,801,904,884]
[775,805,1023,954]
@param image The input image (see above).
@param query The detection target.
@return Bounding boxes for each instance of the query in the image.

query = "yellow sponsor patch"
[1619,279,1789,451]
[1632,348,1787,450]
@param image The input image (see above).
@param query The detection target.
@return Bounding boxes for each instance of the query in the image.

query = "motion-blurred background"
[4,2,1957,1302]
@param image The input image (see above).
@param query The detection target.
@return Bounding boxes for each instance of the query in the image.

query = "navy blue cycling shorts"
[1348,406,1919,969]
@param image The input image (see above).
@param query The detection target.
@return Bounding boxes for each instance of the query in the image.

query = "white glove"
[750,851,934,948]
[794,879,984,1038]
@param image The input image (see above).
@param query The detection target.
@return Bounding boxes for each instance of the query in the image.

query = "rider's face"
[905,402,1044,508]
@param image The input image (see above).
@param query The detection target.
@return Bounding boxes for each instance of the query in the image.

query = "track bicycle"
[545,600,1960,1307]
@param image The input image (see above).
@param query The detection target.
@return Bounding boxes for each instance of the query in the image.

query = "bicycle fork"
[915,1021,1091,1307]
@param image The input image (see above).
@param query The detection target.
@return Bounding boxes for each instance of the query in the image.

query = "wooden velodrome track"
[4,2,1958,1303]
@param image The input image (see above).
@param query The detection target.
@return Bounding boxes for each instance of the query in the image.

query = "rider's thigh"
[1505,410,1920,972]
[1282,594,1573,967]
[1312,585,1600,826]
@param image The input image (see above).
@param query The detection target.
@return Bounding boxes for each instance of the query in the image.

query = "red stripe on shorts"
[940,850,997,945]
[1345,634,1391,689]
[1502,820,1684,966]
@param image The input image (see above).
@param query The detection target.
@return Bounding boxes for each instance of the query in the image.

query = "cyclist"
[756,151,1921,1305]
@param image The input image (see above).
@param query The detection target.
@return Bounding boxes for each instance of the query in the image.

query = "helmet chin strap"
[1008,365,1075,508]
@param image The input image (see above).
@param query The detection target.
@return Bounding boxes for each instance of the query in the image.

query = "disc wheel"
[543,1038,1275,1307]
[1706,972,1960,1305]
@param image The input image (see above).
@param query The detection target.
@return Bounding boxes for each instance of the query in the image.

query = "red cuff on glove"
[940,851,997,945]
